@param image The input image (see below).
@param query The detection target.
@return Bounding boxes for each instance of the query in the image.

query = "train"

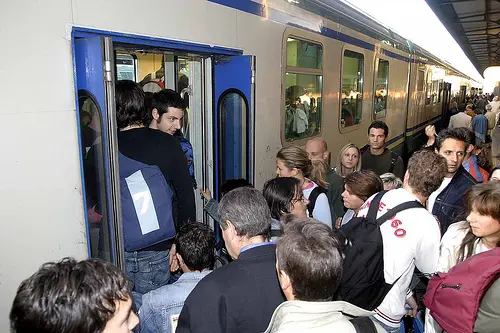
[0,0,478,328]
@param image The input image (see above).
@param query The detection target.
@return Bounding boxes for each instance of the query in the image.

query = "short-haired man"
[176,187,285,333]
[449,104,472,129]
[361,121,404,179]
[356,149,448,332]
[305,137,344,221]
[264,218,386,332]
[116,81,196,304]
[459,127,489,183]
[428,128,477,235]
[140,221,216,333]
[10,258,139,333]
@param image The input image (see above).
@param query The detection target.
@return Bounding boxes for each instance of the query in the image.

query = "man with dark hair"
[428,128,477,235]
[355,149,447,332]
[305,137,344,221]
[264,217,386,332]
[10,258,139,333]
[176,187,285,333]
[458,127,489,183]
[140,222,215,333]
[361,121,404,179]
[115,80,196,306]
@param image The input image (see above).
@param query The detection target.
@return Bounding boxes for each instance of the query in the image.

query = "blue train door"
[74,36,124,267]
[213,55,255,204]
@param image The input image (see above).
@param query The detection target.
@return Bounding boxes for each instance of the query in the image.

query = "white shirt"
[448,112,472,129]
[357,189,441,328]
[427,177,453,213]
[303,181,332,228]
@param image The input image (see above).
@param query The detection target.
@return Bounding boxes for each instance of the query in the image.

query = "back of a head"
[220,178,252,197]
[436,127,468,151]
[277,146,327,188]
[10,258,130,333]
[277,217,343,301]
[115,80,145,129]
[263,177,301,220]
[407,150,448,198]
[368,120,389,137]
[151,89,185,116]
[175,221,216,271]
[219,187,271,238]
[344,170,383,202]
[380,173,403,190]
[456,127,476,148]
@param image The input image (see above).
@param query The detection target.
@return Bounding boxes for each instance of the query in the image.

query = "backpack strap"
[349,317,378,333]
[389,151,399,173]
[365,190,389,220]
[375,200,424,226]
[307,187,326,218]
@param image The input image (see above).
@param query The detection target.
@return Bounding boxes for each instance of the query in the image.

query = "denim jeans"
[125,250,170,308]
[371,316,401,333]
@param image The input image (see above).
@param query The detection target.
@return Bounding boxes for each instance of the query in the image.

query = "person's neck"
[482,233,500,250]
[370,147,385,156]
[402,184,426,205]
[296,175,310,188]
[121,124,144,131]
[149,122,158,130]
[181,267,200,274]
[238,236,267,255]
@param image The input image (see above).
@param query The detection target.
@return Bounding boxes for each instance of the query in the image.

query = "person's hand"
[405,295,418,317]
[425,125,436,138]
[335,217,342,229]
[200,188,212,201]
[169,244,179,272]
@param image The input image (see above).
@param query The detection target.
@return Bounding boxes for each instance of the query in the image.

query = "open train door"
[73,35,124,267]
[213,55,255,199]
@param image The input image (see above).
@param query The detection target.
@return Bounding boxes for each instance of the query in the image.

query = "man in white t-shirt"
[356,150,448,332]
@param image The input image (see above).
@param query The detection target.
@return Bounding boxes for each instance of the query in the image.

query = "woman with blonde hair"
[335,143,361,178]
[276,146,332,228]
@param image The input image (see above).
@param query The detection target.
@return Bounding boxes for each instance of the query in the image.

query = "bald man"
[305,138,344,222]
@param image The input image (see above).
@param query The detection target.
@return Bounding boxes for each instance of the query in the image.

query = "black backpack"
[307,186,327,217]
[336,190,423,310]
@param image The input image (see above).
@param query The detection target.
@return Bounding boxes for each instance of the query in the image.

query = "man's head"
[466,104,474,113]
[486,104,492,112]
[218,187,271,259]
[367,121,389,150]
[405,150,447,199]
[116,80,146,129]
[174,221,216,272]
[149,89,185,135]
[276,217,343,301]
[457,127,476,161]
[435,128,468,176]
[305,137,329,161]
[10,258,138,333]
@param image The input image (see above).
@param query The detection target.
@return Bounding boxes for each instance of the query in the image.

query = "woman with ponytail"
[276,146,332,228]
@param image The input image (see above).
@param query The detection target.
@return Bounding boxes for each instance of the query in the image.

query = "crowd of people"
[9,85,500,333]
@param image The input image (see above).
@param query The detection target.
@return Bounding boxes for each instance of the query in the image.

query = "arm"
[204,199,220,223]
[414,218,441,275]
[326,172,345,220]
[313,193,333,228]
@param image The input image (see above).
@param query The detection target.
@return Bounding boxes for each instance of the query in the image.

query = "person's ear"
[152,108,160,121]
[291,168,299,177]
[466,144,474,154]
[322,151,329,161]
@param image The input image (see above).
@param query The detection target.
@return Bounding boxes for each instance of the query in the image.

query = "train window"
[341,50,364,127]
[374,59,389,119]
[116,53,137,82]
[425,71,432,105]
[417,69,425,91]
[284,37,323,141]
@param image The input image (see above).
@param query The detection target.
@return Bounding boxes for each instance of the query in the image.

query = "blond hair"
[335,143,361,178]
[277,146,328,188]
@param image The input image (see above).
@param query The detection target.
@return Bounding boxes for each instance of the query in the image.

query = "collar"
[240,241,275,254]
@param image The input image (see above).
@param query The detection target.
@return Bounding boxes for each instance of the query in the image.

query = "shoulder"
[442,221,469,245]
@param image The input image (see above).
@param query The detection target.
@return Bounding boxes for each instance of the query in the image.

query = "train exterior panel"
[0,0,474,329]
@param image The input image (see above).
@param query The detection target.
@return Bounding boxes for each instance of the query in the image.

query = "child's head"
[10,258,138,333]
[174,221,216,272]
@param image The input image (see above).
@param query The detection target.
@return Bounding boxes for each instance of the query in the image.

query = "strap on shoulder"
[269,229,281,238]
[349,317,378,333]
[389,151,399,173]
[365,190,388,220]
[307,187,324,217]
[376,200,424,226]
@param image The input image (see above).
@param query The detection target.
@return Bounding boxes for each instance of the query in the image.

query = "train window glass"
[137,53,165,92]
[284,37,323,141]
[116,53,137,81]
[425,71,432,105]
[341,50,364,127]
[432,80,439,104]
[438,82,443,102]
[374,59,389,119]
[177,57,190,131]
[219,91,247,181]
[286,38,322,69]
[78,91,113,262]
[417,69,425,91]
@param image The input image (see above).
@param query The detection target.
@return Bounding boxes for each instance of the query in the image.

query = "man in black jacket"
[428,128,477,235]
[176,187,285,333]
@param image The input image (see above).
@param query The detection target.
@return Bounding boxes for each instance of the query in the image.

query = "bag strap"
[270,229,281,238]
[365,190,388,220]
[376,200,424,226]
[389,151,399,173]
[307,187,324,218]
[349,317,378,333]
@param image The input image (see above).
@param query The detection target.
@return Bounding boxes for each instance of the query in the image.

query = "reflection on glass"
[374,59,389,119]
[286,38,322,69]
[284,74,322,141]
[138,53,165,93]
[417,69,425,92]
[116,54,136,81]
[341,50,364,127]
[79,91,112,262]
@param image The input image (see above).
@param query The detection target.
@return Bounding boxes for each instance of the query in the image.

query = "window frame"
[339,46,365,133]
[372,57,390,120]
[281,30,324,145]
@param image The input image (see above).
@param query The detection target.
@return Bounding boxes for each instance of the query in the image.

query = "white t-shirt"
[427,176,453,213]
[303,181,332,228]
[357,189,441,328]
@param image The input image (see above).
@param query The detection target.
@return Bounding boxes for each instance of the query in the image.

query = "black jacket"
[432,165,477,235]
[176,243,285,333]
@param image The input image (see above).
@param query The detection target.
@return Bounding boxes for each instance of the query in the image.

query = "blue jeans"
[125,250,170,308]
[371,316,401,333]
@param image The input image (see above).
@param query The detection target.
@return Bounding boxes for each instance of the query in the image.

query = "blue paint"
[73,27,242,56]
